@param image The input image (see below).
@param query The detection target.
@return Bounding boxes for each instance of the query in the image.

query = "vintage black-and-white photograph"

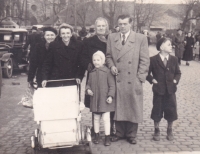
[0,0,200,154]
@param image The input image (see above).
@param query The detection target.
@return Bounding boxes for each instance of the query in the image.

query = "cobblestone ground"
[0,45,200,154]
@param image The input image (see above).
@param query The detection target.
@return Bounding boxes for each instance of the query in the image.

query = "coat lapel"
[156,54,166,70]
[114,34,123,52]
[116,31,135,60]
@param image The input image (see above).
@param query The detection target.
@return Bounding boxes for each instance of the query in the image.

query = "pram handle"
[46,78,82,102]
[46,78,76,82]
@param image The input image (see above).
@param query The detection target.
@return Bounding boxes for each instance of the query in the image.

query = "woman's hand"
[106,96,112,104]
[87,89,94,96]
[42,80,47,88]
[173,79,177,84]
[76,78,81,84]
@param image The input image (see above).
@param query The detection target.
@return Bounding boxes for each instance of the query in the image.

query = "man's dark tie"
[163,57,167,67]
[122,34,125,45]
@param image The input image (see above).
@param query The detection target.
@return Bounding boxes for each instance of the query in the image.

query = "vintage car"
[0,28,29,78]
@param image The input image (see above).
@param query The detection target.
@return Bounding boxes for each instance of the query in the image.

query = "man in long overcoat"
[106,14,149,144]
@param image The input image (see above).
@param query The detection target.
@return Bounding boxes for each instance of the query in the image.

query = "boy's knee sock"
[167,121,173,129]
[94,114,101,133]
[102,112,110,135]
[154,121,160,129]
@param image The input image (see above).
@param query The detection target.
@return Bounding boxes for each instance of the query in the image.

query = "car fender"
[0,53,13,62]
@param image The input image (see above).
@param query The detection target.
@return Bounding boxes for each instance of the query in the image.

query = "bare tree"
[102,0,123,29]
[75,0,96,27]
[179,0,200,30]
[0,0,6,19]
[134,0,161,32]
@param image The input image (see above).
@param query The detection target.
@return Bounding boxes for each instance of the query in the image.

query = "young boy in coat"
[146,37,181,141]
[86,51,115,146]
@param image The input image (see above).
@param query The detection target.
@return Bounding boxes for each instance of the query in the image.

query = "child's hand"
[173,79,177,84]
[106,96,112,104]
[87,89,94,96]
[152,79,158,84]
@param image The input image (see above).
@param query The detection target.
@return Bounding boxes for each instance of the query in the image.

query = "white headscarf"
[93,50,106,65]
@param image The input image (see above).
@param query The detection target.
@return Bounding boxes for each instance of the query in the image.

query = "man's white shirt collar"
[159,53,169,61]
[121,30,131,42]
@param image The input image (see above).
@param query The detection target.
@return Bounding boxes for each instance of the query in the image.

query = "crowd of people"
[156,29,200,66]
[25,14,182,147]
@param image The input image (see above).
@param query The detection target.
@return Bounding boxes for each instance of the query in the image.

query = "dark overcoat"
[174,34,185,58]
[42,38,85,86]
[28,40,48,87]
[86,66,115,112]
[106,31,150,123]
[146,54,181,95]
[81,35,107,70]
[182,36,194,61]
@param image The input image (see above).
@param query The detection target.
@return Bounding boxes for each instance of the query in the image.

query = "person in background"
[193,40,199,61]
[182,32,194,66]
[106,14,149,144]
[23,26,41,57]
[143,30,150,46]
[86,51,115,146]
[42,23,85,87]
[89,26,95,37]
[28,27,57,88]
[174,29,185,65]
[77,27,88,41]
[156,31,161,42]
[115,26,120,32]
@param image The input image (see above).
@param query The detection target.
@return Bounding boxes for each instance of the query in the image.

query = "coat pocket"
[135,78,142,95]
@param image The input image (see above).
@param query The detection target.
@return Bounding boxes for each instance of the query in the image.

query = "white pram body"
[31,79,92,153]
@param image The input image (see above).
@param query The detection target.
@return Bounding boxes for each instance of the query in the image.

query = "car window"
[3,35,12,41]
[14,34,20,41]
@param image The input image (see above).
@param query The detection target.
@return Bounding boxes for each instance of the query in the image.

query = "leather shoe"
[110,135,121,142]
[167,128,174,141]
[127,137,137,144]
[153,128,160,141]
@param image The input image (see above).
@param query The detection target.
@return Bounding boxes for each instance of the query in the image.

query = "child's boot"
[153,121,160,141]
[167,121,174,141]
[104,135,111,146]
[93,133,99,144]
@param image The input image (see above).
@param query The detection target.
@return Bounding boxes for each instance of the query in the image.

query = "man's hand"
[152,79,158,84]
[42,80,47,88]
[106,96,112,104]
[87,63,93,72]
[111,66,118,76]
[87,89,94,96]
[76,78,81,84]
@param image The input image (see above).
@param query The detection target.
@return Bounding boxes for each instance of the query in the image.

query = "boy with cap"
[86,51,115,146]
[146,37,181,141]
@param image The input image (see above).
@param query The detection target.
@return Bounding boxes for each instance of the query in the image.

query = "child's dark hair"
[156,37,171,51]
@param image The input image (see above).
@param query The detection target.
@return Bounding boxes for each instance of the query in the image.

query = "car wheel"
[3,58,13,78]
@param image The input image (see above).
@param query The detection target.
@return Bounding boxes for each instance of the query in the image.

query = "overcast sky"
[98,0,184,4]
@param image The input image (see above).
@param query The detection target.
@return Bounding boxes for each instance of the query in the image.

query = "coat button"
[117,59,120,63]
[128,82,131,84]
[128,72,130,74]
[117,80,120,83]
[118,70,120,73]
[128,61,131,64]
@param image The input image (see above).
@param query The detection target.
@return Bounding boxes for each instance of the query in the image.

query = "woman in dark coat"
[174,29,185,65]
[42,23,85,87]
[81,17,116,135]
[28,27,57,88]
[182,32,195,66]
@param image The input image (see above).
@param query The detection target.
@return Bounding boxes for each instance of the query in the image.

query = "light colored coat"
[106,30,149,123]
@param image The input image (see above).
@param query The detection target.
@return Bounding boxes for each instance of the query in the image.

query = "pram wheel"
[31,136,39,154]
[85,126,94,154]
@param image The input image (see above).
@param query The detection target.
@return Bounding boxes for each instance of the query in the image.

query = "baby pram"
[31,79,93,154]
